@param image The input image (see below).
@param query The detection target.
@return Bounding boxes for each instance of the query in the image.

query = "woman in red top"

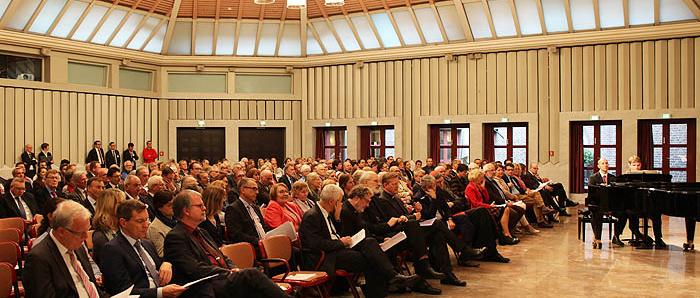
[465,169,519,245]
[263,183,303,231]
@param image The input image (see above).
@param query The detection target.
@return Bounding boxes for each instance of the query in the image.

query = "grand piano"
[587,172,700,250]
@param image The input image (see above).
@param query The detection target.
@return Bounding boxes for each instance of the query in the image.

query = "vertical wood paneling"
[377,62,386,118]
[560,48,572,112]
[394,61,402,117]
[231,101,240,119]
[61,92,70,163]
[642,41,656,109]
[361,65,369,118]
[306,68,315,120]
[204,100,214,119]
[43,90,52,149]
[240,100,249,120]
[467,57,477,114]
[275,101,284,120]
[213,100,222,119]
[654,40,668,109]
[457,56,468,115]
[137,98,145,150]
[680,38,694,109]
[338,65,345,119]
[537,49,549,162]
[506,52,517,114]
[345,65,354,118]
[130,99,138,145]
[249,101,258,119]
[448,58,458,115]
[516,51,528,113]
[6,89,15,164]
[605,44,618,111]
[33,90,43,150]
[429,58,439,116]
[420,58,430,116]
[322,66,330,119]
[403,60,413,158]
[109,96,117,145]
[0,88,5,164]
[222,100,231,119]
[477,56,488,114]
[195,100,205,119]
[158,99,168,154]
[630,42,644,109]
[15,89,24,158]
[24,90,34,153]
[594,45,606,111]
[116,96,124,153]
[618,43,631,110]
[527,50,538,113]
[353,65,361,118]
[265,101,274,119]
[86,94,94,151]
[386,61,395,117]
[284,101,292,120]
[52,92,61,159]
[571,47,583,111]
[696,38,700,108]
[582,46,595,111]
[316,67,323,119]
[369,63,378,118]
[668,39,681,109]
[496,52,507,114]
[438,58,448,116]
[549,50,560,164]
[77,94,85,161]
[486,53,497,114]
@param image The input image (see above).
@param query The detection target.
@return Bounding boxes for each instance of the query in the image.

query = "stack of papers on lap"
[380,232,407,252]
[285,273,319,281]
[535,182,550,192]
[112,285,134,298]
[264,221,297,241]
[349,229,366,248]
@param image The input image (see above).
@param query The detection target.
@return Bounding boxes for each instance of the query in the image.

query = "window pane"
[331,18,361,51]
[325,130,336,146]
[583,125,594,145]
[370,129,381,146]
[599,125,617,145]
[371,148,381,158]
[629,0,654,25]
[350,15,380,49]
[370,12,401,48]
[440,148,452,164]
[278,22,301,56]
[609,169,617,176]
[72,4,108,41]
[109,12,144,47]
[50,0,88,38]
[570,0,595,31]
[514,0,543,35]
[600,148,617,168]
[512,148,527,164]
[493,127,507,146]
[120,68,152,91]
[68,62,107,87]
[439,128,452,146]
[341,148,348,161]
[415,7,445,42]
[215,22,236,55]
[488,0,517,37]
[0,0,10,19]
[494,148,507,163]
[583,169,594,189]
[541,0,569,32]
[385,148,396,159]
[653,147,663,168]
[393,9,422,45]
[194,21,215,55]
[670,170,687,183]
[659,0,696,22]
[236,23,257,56]
[338,130,347,146]
[5,0,42,30]
[669,124,687,145]
[457,148,470,164]
[385,129,395,146]
[436,5,467,40]
[168,73,226,93]
[464,2,492,39]
[311,20,342,53]
[143,21,167,53]
[456,127,469,146]
[324,148,335,160]
[599,0,624,28]
[306,28,323,55]
[583,148,594,167]
[29,0,68,34]
[168,21,192,55]
[92,9,127,44]
[669,147,688,168]
[652,124,663,145]
[257,22,280,56]
[126,16,161,50]
[512,126,526,145]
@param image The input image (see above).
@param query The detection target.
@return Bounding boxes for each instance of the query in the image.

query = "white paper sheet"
[380,232,407,252]
[111,285,134,298]
[183,274,220,288]
[535,181,550,192]
[349,229,366,248]
[419,218,436,227]
[285,273,318,281]
[264,221,298,241]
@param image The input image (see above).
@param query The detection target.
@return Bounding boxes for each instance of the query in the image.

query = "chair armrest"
[259,258,291,280]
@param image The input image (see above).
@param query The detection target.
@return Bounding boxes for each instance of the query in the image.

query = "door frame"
[169,119,295,161]
[569,120,622,193]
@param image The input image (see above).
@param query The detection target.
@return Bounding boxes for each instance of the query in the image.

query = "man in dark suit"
[278,164,297,190]
[105,167,123,190]
[141,176,164,221]
[123,142,139,166]
[38,143,54,169]
[165,190,287,298]
[86,140,106,168]
[483,163,524,245]
[588,158,628,247]
[23,200,109,298]
[64,171,89,205]
[2,178,41,221]
[105,142,121,169]
[5,167,33,194]
[521,163,575,215]
[225,178,270,256]
[33,169,62,214]
[299,184,419,297]
[256,170,275,206]
[21,144,38,179]
[100,200,186,298]
[422,157,436,174]
[82,177,105,217]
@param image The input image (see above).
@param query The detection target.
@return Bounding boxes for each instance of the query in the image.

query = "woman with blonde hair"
[199,186,227,246]
[290,181,315,213]
[92,188,126,265]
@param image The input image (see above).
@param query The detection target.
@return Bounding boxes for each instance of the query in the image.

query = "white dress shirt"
[49,231,99,298]
[121,231,163,298]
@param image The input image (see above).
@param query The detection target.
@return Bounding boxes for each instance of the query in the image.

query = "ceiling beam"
[535,0,547,35]
[380,0,406,46]
[160,0,183,54]
[232,1,244,55]
[358,0,385,48]
[0,0,23,28]
[274,7,289,56]
[681,0,700,19]
[46,0,72,36]
[623,0,629,28]
[507,0,521,37]
[212,0,221,54]
[654,0,659,25]
[254,6,265,55]
[429,1,449,42]
[307,21,328,54]
[23,0,49,32]
[312,0,347,52]
[301,7,307,56]
[452,0,475,41]
[563,0,573,32]
[67,0,98,39]
[406,0,428,44]
[139,17,167,51]
[592,0,600,30]
[481,0,497,38]
[340,6,366,50]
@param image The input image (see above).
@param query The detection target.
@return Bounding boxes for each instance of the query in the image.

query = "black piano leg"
[684,218,695,252]
[637,215,653,250]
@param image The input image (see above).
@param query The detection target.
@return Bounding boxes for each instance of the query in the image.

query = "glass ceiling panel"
[278,22,301,56]
[514,0,542,34]
[415,6,444,43]
[599,0,624,28]
[306,27,323,55]
[92,8,127,44]
[392,9,422,45]
[331,18,361,51]
[110,12,144,47]
[370,12,401,48]
[5,0,42,30]
[659,0,696,22]
[194,21,215,55]
[29,0,67,34]
[350,14,381,49]
[0,0,10,20]
[126,16,160,50]
[541,0,568,32]
[629,0,654,25]
[570,0,595,30]
[168,21,192,55]
[143,21,167,53]
[236,22,257,56]
[488,0,517,37]
[257,22,280,56]
[437,5,466,40]
[51,0,88,38]
[72,4,108,41]
[215,22,236,55]
[464,2,492,39]
[311,20,342,53]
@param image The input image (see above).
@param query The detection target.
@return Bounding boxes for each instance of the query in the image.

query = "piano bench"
[578,214,617,241]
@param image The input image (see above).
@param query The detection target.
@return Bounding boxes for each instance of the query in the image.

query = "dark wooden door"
[177,128,226,162]
[239,128,285,162]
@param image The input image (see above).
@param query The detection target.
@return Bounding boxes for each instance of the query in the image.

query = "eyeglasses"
[63,227,89,238]
[191,203,205,209]
[242,186,259,191]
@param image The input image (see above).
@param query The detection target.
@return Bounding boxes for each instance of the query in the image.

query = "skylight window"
[464,2,492,39]
[215,22,236,55]
[514,0,542,35]
[29,0,67,34]
[168,21,192,55]
[92,8,127,44]
[599,0,624,28]
[392,9,422,45]
[126,16,161,50]
[5,0,42,30]
[659,0,696,22]
[331,18,361,51]
[541,0,568,32]
[194,21,215,55]
[311,20,342,53]
[72,4,108,41]
[370,12,401,47]
[570,0,596,30]
[415,6,444,43]
[257,22,280,56]
[143,21,167,53]
[350,15,381,49]
[51,0,88,38]
[278,22,301,56]
[109,12,144,47]
[488,0,517,37]
[437,5,467,40]
[236,22,258,56]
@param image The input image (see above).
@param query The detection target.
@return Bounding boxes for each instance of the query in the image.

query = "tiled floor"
[373,208,699,297]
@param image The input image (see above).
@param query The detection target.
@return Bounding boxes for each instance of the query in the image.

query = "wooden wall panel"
[429,58,439,116]
[527,50,538,113]
[477,56,488,114]
[560,48,572,112]
[448,58,458,115]
[571,47,583,112]
[506,52,517,114]
[642,41,656,109]
[655,40,668,109]
[34,90,44,153]
[605,44,618,111]
[582,46,595,111]
[496,52,507,114]
[438,58,448,116]
[457,56,468,115]
[338,65,346,119]
[680,38,694,109]
[0,88,5,165]
[322,67,330,119]
[420,58,430,116]
[486,53,497,114]
[378,63,386,118]
[537,49,549,163]
[630,42,644,110]
[668,39,681,109]
[4,88,13,165]
[617,43,631,110]
[516,51,528,113]
[393,61,402,117]
[467,57,477,114]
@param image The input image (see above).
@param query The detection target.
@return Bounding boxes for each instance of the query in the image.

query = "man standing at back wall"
[143,141,158,164]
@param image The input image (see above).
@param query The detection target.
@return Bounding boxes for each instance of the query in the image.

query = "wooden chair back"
[220,243,255,269]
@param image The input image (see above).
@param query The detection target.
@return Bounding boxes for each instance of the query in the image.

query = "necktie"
[192,229,228,268]
[15,197,27,220]
[98,150,103,164]
[247,205,266,239]
[603,175,608,185]
[68,251,98,298]
[326,215,340,240]
[51,191,57,199]
[134,240,160,286]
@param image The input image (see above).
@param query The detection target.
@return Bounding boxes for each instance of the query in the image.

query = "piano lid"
[615,172,672,183]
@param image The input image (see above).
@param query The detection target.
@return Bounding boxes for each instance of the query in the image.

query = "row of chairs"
[0,217,31,298]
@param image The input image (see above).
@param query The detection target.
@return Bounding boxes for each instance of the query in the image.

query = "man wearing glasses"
[24,200,109,298]
[224,178,271,257]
